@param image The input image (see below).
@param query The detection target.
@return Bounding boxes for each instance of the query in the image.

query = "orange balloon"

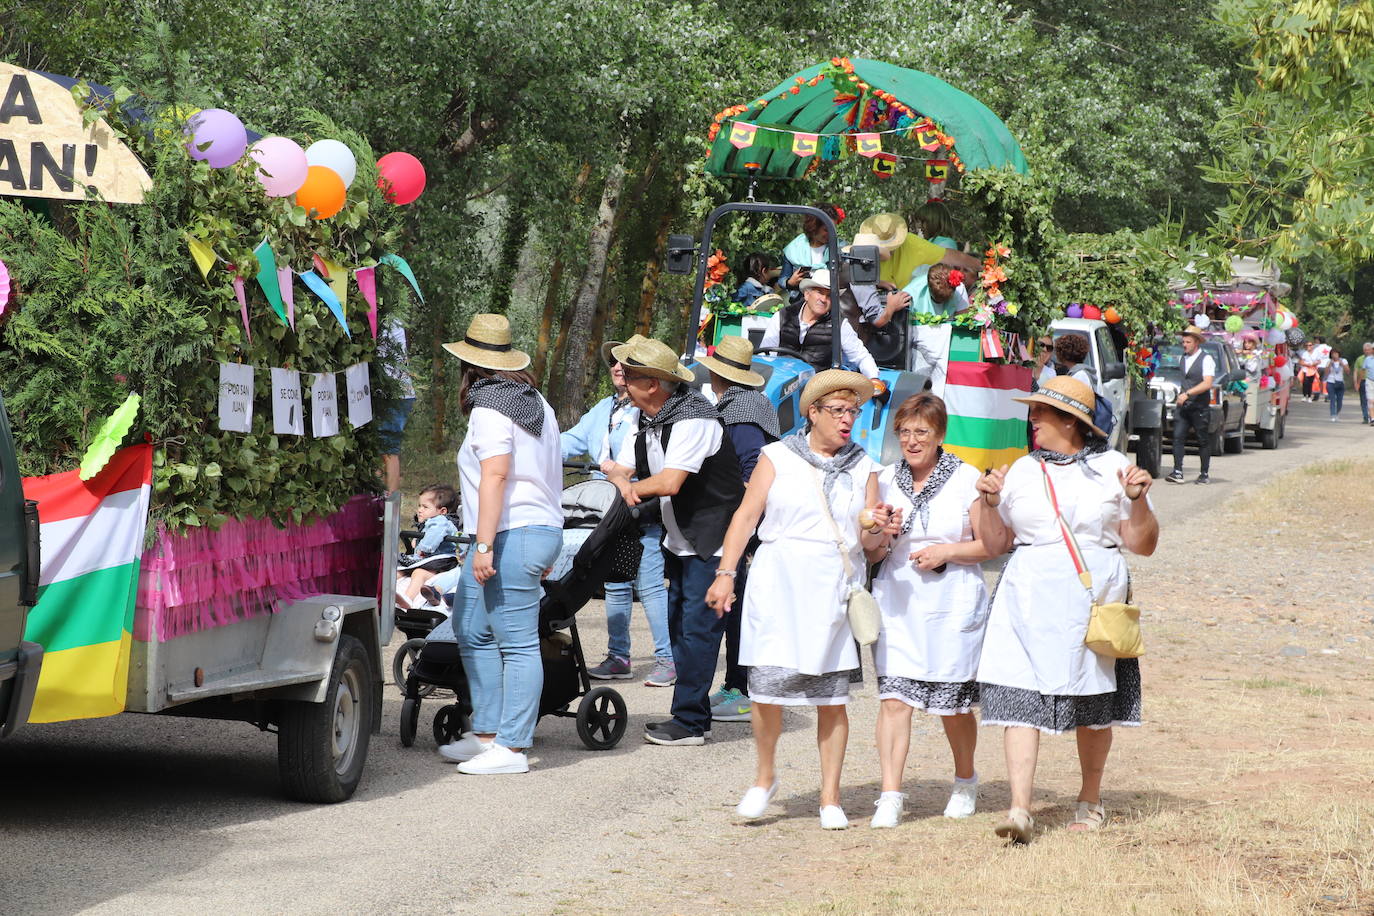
[1104,306,1122,324]
[295,165,346,219]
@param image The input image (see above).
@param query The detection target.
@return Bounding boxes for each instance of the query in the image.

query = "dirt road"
[1,399,1370,915]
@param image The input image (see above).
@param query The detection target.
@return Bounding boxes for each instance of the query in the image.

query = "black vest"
[635,420,744,560]
[779,303,834,373]
[1182,351,1208,412]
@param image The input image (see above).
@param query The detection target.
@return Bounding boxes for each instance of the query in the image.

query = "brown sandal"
[993,807,1034,844]
[1068,801,1106,832]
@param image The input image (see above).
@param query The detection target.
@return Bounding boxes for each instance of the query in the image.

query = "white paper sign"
[345,362,373,428]
[311,371,339,438]
[217,362,254,433]
[271,367,305,436]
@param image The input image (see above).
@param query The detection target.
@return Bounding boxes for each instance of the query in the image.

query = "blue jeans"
[454,525,562,749]
[664,551,727,735]
[1360,379,1369,423]
[603,524,671,661]
[1329,381,1345,417]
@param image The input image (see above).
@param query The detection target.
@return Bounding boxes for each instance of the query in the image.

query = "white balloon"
[305,139,357,188]
[1267,328,1285,344]
[1194,313,1211,329]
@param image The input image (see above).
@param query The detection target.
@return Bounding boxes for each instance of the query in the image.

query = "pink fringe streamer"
[135,495,382,642]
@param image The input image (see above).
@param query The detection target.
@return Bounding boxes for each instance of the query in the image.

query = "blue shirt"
[727,422,769,483]
[560,394,639,473]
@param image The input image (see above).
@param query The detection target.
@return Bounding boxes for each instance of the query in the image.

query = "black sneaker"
[644,719,705,746]
[1195,473,1210,485]
[1165,469,1185,484]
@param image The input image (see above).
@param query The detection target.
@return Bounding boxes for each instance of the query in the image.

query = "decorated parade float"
[0,62,427,800]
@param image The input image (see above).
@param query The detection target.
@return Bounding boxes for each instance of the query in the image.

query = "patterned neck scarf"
[637,385,720,433]
[1030,439,1109,477]
[467,378,545,437]
[894,448,963,536]
[783,431,866,499]
[716,386,781,440]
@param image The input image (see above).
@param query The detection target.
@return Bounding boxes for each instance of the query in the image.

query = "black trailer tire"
[1223,430,1244,453]
[576,687,628,750]
[278,634,374,803]
[1278,412,1287,439]
[400,696,420,747]
[1259,425,1278,449]
[1135,428,1163,479]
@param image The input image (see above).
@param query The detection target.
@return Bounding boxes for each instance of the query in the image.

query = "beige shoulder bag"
[809,467,881,647]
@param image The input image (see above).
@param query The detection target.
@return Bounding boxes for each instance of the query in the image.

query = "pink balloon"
[248,137,309,197]
[376,151,426,205]
[184,109,248,168]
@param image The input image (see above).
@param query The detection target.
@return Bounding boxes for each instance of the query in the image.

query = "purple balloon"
[185,109,248,169]
[1066,303,1084,318]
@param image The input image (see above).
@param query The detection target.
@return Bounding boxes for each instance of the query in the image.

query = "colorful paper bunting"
[379,253,424,303]
[916,126,942,151]
[253,240,287,325]
[355,266,378,338]
[299,269,350,338]
[791,132,818,157]
[186,236,217,281]
[728,121,758,149]
[276,266,296,330]
[855,133,882,157]
[321,258,349,314]
[872,153,898,178]
[79,393,142,481]
[231,274,251,342]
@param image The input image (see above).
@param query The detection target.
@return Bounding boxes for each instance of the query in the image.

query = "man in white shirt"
[759,269,880,383]
[1166,326,1217,485]
[1312,336,1332,401]
[1357,341,1374,424]
[606,338,745,746]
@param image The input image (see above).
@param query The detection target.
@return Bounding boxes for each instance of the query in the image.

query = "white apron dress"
[872,461,989,712]
[976,449,1147,732]
[740,442,877,704]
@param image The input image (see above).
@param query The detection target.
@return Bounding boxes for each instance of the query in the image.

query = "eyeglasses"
[897,427,936,441]
[817,405,861,420]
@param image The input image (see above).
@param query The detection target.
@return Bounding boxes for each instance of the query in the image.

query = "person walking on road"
[440,314,564,776]
[698,335,781,725]
[866,393,1011,828]
[606,338,745,747]
[1356,342,1374,424]
[1324,348,1350,422]
[977,376,1159,843]
[560,336,676,688]
[1166,326,1216,485]
[706,370,887,830]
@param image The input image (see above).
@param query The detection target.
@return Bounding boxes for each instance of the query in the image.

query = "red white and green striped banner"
[935,328,1030,470]
[21,444,153,723]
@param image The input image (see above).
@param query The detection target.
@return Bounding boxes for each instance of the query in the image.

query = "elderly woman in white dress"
[865,394,1011,828]
[977,376,1158,843]
[706,370,891,830]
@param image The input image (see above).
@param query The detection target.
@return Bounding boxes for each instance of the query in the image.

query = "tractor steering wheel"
[755,345,809,363]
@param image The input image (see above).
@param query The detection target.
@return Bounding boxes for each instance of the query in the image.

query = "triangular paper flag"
[186,235,217,281]
[728,121,757,149]
[253,239,287,325]
[232,274,251,342]
[355,266,378,338]
[791,132,818,157]
[276,266,296,330]
[379,253,424,303]
[299,269,350,338]
[855,133,882,157]
[321,258,349,316]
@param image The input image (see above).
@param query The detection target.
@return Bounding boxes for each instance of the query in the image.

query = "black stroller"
[397,478,644,751]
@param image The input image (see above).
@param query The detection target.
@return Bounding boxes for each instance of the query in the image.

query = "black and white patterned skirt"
[748,665,860,707]
[878,677,979,715]
[979,659,1142,735]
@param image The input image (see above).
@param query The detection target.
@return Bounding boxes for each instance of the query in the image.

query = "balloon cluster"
[183,111,427,219]
[1064,303,1122,323]
[1273,307,1298,331]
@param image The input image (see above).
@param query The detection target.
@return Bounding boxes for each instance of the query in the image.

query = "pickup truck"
[0,391,42,737]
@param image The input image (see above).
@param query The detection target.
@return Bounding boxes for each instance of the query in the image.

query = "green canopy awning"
[706,58,1028,180]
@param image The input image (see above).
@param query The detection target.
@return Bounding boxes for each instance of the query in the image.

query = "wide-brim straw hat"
[857,213,908,251]
[442,313,531,371]
[843,231,884,253]
[750,292,785,314]
[610,336,695,384]
[1014,375,1107,438]
[799,268,833,292]
[800,368,874,415]
[1181,324,1206,342]
[601,333,647,366]
[699,335,765,388]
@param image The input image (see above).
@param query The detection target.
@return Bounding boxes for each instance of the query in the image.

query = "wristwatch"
[474,542,492,555]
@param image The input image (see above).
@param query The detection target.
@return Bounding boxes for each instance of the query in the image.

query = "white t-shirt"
[458,402,564,534]
[615,416,724,557]
[1182,351,1217,380]
[760,310,880,378]
[1314,343,1332,369]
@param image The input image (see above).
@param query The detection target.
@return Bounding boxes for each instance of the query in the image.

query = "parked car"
[1149,339,1248,455]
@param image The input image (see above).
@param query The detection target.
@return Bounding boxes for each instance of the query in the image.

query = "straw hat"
[1181,324,1206,342]
[800,368,874,415]
[750,292,785,314]
[610,336,695,384]
[857,213,908,251]
[799,268,833,292]
[1014,376,1107,438]
[699,335,765,388]
[843,232,884,253]
[601,333,646,366]
[442,314,531,371]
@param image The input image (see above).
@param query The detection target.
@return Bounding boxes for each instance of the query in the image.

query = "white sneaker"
[870,792,906,829]
[735,780,779,819]
[456,743,529,775]
[944,777,978,818]
[437,732,491,763]
[819,805,849,830]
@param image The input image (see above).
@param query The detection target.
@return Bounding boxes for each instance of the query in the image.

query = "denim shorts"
[376,397,415,455]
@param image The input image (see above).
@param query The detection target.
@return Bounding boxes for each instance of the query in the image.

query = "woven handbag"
[809,467,881,647]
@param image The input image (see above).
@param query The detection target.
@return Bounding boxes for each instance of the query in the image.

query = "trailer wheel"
[576,687,628,750]
[278,634,373,803]
[400,696,420,747]
[1135,428,1162,479]
[1258,425,1278,449]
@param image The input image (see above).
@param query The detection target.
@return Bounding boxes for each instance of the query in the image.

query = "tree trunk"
[532,162,591,384]
[556,142,628,426]
[488,189,530,314]
[638,200,676,337]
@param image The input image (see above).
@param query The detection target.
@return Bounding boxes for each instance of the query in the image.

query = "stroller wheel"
[576,687,628,750]
[432,704,471,747]
[392,638,434,697]
[399,697,420,747]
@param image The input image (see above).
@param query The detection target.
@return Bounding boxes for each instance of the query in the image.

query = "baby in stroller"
[396,483,462,609]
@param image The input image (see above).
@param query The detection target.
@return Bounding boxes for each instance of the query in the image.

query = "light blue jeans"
[603,523,672,661]
[454,525,562,749]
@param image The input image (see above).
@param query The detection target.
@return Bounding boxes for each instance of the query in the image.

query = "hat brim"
[1013,392,1108,439]
[442,340,532,372]
[600,340,625,366]
[800,373,875,414]
[799,278,832,292]
[698,355,765,389]
[1182,329,1206,340]
[611,343,695,383]
[858,218,907,252]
